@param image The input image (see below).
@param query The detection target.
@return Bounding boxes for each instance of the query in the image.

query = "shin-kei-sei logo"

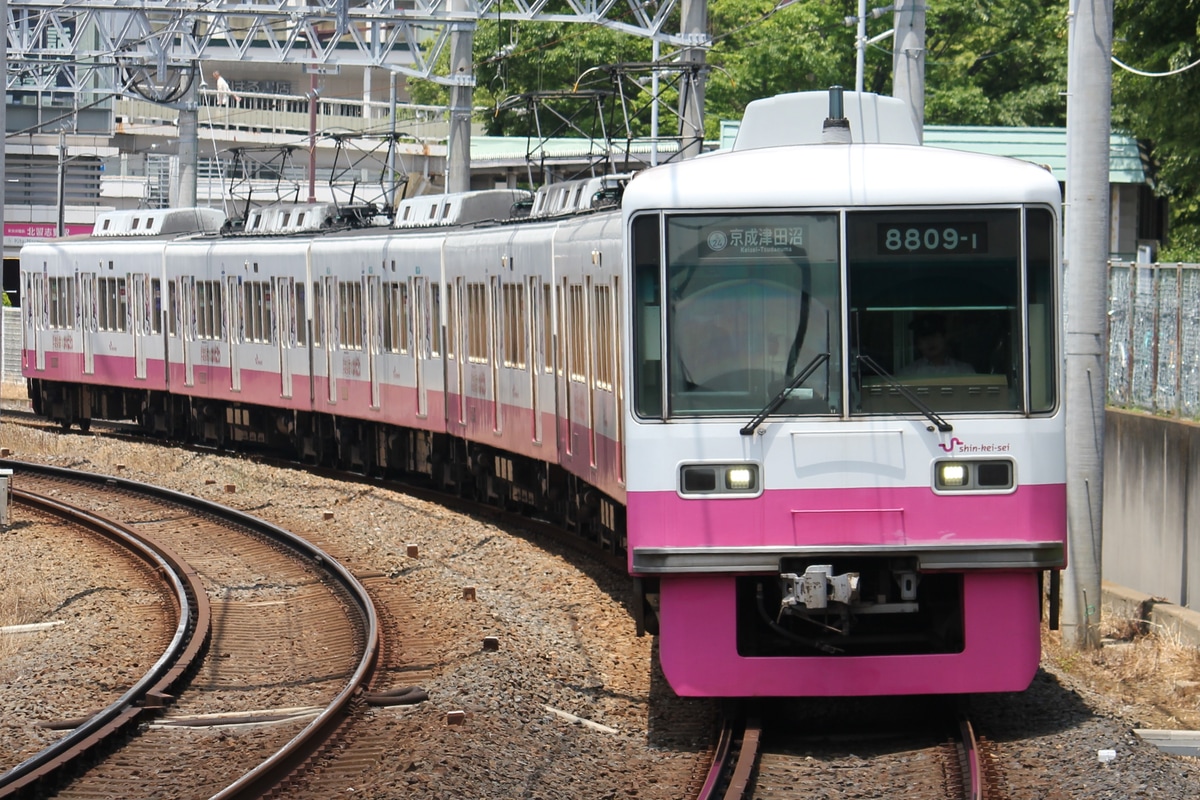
[939,437,1013,454]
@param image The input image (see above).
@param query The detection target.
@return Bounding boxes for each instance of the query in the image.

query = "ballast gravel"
[2,417,1198,798]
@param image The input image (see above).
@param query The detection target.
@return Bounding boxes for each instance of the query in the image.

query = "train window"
[168,281,178,337]
[446,282,457,360]
[1026,208,1057,412]
[556,281,566,377]
[196,280,222,340]
[568,284,587,383]
[339,281,364,350]
[430,284,441,357]
[242,280,273,343]
[466,283,489,363]
[47,277,73,329]
[594,283,614,391]
[151,279,162,335]
[542,284,554,374]
[848,209,1023,415]
[295,282,307,346]
[97,277,129,332]
[382,281,409,354]
[662,213,840,417]
[312,282,323,346]
[502,281,527,369]
[631,214,663,418]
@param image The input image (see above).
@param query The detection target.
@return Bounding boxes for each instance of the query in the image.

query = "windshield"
[847,210,1027,414]
[663,214,841,417]
[629,207,1056,422]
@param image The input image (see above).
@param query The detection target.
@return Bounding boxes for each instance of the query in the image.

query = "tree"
[1112,0,1200,258]
[410,2,1070,140]
[921,0,1068,127]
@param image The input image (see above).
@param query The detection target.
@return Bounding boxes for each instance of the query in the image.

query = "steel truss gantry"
[6,1,703,97]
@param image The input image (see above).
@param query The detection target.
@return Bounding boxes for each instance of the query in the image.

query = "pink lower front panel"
[657,570,1041,697]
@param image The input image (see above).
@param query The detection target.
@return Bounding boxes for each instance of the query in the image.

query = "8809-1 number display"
[878,222,988,255]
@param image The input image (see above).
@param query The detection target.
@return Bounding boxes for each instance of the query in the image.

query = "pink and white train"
[20,90,1067,696]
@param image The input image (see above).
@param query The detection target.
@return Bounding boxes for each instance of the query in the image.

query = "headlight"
[679,463,760,496]
[726,466,754,490]
[938,462,968,487]
[934,459,1015,491]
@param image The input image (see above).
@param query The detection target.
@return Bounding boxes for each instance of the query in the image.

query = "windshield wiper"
[855,354,953,432]
[740,352,831,436]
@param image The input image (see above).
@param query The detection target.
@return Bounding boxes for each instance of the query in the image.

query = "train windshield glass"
[847,209,1036,414]
[661,214,841,417]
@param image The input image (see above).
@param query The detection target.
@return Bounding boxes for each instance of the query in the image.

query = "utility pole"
[678,0,707,159]
[891,0,926,143]
[446,0,474,193]
[1062,0,1113,651]
[56,130,66,238]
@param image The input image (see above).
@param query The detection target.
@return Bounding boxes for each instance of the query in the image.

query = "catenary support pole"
[1062,0,1113,651]
[446,0,474,193]
[174,66,198,209]
[678,0,707,159]
[891,0,926,143]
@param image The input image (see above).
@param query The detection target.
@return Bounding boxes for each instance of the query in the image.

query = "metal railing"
[116,89,455,143]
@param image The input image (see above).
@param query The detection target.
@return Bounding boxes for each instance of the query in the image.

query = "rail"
[0,460,382,800]
[0,477,211,799]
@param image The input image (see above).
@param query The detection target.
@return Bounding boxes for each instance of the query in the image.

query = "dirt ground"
[1041,605,1200,732]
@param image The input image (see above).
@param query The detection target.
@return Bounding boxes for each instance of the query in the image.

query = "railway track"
[697,699,997,800]
[0,461,380,799]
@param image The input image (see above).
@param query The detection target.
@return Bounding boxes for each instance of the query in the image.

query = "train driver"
[900,313,975,376]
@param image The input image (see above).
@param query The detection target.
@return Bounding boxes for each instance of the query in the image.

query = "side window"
[1026,207,1057,412]
[593,282,614,391]
[151,279,162,334]
[631,214,663,418]
[312,281,323,346]
[295,282,307,346]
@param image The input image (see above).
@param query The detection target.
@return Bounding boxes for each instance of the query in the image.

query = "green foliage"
[923,0,1068,127]
[411,1,1070,140]
[1,292,10,307]
[1113,0,1200,249]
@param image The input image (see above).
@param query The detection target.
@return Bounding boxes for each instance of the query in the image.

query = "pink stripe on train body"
[626,483,1066,552]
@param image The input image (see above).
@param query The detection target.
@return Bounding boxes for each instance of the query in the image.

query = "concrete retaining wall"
[1103,409,1200,608]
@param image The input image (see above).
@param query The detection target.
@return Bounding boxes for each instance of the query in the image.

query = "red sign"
[5,222,95,246]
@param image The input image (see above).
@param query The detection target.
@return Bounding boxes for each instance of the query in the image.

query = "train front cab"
[623,199,1067,697]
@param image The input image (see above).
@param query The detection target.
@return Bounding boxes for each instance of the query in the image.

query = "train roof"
[622,141,1062,214]
[733,90,921,149]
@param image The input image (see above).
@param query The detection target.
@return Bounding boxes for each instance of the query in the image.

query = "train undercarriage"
[26,378,625,558]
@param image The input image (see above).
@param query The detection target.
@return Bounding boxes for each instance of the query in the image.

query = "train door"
[366,274,382,409]
[413,275,428,417]
[132,273,149,380]
[79,272,96,375]
[454,277,466,424]
[559,277,570,456]
[274,275,294,399]
[226,274,241,392]
[585,275,597,465]
[490,275,502,433]
[21,270,39,371]
[529,276,543,444]
[323,275,338,403]
[181,277,195,387]
[613,275,624,483]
